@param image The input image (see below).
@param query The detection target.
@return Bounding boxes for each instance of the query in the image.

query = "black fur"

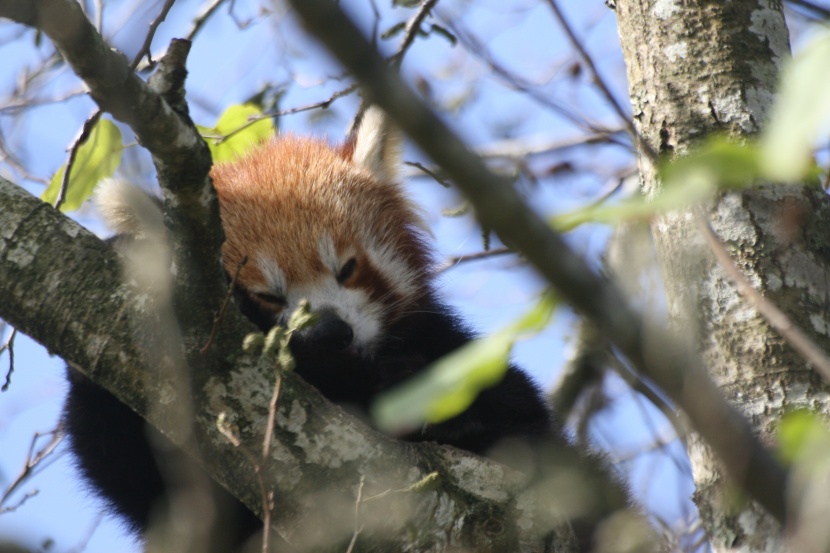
[63,283,565,551]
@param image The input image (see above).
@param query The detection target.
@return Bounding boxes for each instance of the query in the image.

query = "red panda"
[63,108,609,552]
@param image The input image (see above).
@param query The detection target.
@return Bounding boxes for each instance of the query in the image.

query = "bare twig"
[476,130,629,160]
[213,85,359,144]
[786,0,830,19]
[441,18,622,138]
[543,0,657,161]
[345,476,366,553]
[436,246,513,273]
[67,514,104,553]
[261,369,283,460]
[184,0,228,42]
[55,110,102,211]
[0,427,62,511]
[403,160,451,187]
[388,0,440,69]
[200,256,248,354]
[696,211,830,382]
[129,0,178,70]
[1,327,16,391]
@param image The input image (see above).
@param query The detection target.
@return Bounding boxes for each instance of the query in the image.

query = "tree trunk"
[616,0,830,550]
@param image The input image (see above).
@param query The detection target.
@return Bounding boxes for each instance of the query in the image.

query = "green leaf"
[551,137,762,232]
[372,294,557,433]
[199,103,275,163]
[761,29,830,182]
[777,409,830,464]
[42,119,122,212]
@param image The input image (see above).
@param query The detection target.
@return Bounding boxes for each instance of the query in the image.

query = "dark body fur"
[63,110,632,552]
[64,286,563,551]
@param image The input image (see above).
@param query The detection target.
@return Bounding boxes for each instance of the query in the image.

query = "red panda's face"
[211,133,432,355]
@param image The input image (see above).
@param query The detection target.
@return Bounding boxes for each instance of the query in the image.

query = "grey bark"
[0,1,580,551]
[615,0,830,550]
[286,0,789,527]
[0,176,574,552]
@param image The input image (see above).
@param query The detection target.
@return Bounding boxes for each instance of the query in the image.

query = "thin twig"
[404,161,451,187]
[441,18,619,137]
[696,210,830,382]
[1,327,16,391]
[476,130,629,160]
[212,85,359,144]
[0,427,62,510]
[201,256,248,354]
[389,0,440,69]
[543,0,658,162]
[185,0,228,41]
[129,0,178,70]
[345,476,366,553]
[787,0,830,19]
[436,246,513,273]
[66,514,104,553]
[261,371,283,459]
[0,490,37,514]
[55,110,103,211]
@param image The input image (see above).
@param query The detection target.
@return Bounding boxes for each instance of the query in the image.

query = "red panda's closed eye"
[337,258,357,284]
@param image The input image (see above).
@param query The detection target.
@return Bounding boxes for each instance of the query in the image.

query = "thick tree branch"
[0,3,582,550]
[0,177,570,551]
[285,0,789,524]
[0,0,227,348]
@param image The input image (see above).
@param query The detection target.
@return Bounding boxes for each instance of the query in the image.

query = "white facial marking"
[364,236,418,300]
[318,234,339,274]
[288,279,382,349]
[256,254,286,296]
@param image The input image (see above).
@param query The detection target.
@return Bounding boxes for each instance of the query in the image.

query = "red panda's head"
[211,108,433,354]
[96,108,432,358]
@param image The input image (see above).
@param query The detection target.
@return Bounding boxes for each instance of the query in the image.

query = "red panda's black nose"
[309,312,354,351]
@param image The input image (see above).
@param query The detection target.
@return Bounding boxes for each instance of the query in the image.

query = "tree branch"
[0,176,571,551]
[285,0,789,524]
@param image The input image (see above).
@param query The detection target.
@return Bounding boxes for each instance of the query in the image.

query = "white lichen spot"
[714,195,757,244]
[664,42,688,62]
[283,400,308,434]
[749,4,790,62]
[651,0,680,20]
[784,380,811,404]
[448,457,509,503]
[158,380,177,405]
[7,241,37,268]
[710,90,756,133]
[60,219,81,238]
[810,313,828,335]
[744,87,775,128]
[766,270,782,292]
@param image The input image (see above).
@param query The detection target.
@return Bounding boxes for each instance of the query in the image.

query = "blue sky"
[0,0,698,550]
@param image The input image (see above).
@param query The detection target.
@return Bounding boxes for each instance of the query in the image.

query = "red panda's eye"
[337,258,357,284]
[252,291,286,307]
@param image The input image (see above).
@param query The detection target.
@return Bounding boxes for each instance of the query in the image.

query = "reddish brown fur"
[210,135,432,322]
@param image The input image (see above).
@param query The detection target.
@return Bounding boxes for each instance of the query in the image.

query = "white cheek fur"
[288,279,383,349]
[257,254,287,295]
[365,238,419,300]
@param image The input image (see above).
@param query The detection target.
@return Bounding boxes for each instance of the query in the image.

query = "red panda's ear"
[348,106,402,184]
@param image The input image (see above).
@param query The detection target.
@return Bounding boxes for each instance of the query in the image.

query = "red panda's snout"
[236,246,398,357]
[303,310,354,351]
